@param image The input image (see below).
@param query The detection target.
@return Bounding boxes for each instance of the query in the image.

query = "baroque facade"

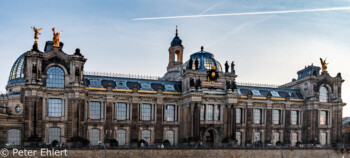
[0,28,345,147]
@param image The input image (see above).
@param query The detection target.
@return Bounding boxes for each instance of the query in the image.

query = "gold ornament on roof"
[52,27,62,47]
[320,58,328,72]
[31,27,42,46]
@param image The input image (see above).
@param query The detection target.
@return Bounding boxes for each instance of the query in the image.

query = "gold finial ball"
[211,65,216,70]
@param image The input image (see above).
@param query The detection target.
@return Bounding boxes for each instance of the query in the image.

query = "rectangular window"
[90,129,100,145]
[165,105,175,121]
[206,105,214,120]
[141,104,151,121]
[214,105,220,121]
[320,111,328,125]
[254,132,261,142]
[253,109,262,124]
[291,110,299,125]
[7,129,20,145]
[49,127,61,143]
[272,110,281,125]
[90,102,101,119]
[200,105,205,121]
[115,103,127,120]
[236,108,242,123]
[141,130,151,143]
[48,99,62,117]
[236,132,241,145]
[165,130,175,145]
[291,133,298,145]
[116,130,126,146]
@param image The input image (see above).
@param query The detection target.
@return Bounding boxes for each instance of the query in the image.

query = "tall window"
[206,105,214,120]
[319,86,328,102]
[320,132,327,145]
[90,102,101,119]
[141,104,151,121]
[165,105,175,121]
[200,105,205,120]
[8,129,20,145]
[90,129,100,145]
[48,99,62,117]
[49,127,61,144]
[236,132,241,145]
[236,108,242,123]
[291,132,298,145]
[141,130,151,143]
[204,58,214,70]
[254,132,261,142]
[291,111,299,125]
[214,105,220,121]
[272,132,279,145]
[115,103,127,120]
[165,130,175,145]
[46,66,64,88]
[116,130,126,146]
[272,110,281,125]
[253,109,262,124]
[320,111,328,125]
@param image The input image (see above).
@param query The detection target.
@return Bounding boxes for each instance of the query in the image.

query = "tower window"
[319,86,328,102]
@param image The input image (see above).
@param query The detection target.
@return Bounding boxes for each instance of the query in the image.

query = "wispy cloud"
[133,6,350,20]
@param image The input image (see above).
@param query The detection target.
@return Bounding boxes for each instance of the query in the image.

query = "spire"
[175,25,178,37]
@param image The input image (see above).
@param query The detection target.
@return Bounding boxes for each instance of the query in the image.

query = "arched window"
[8,129,20,145]
[116,130,126,146]
[46,66,64,88]
[141,130,151,143]
[90,129,100,145]
[319,86,328,102]
[235,132,241,145]
[291,132,298,145]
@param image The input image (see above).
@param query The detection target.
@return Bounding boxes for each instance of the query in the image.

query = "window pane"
[214,105,220,121]
[141,130,151,143]
[291,111,298,125]
[200,105,205,121]
[90,102,101,119]
[254,109,261,124]
[165,130,174,145]
[291,133,298,145]
[116,130,126,146]
[48,99,62,117]
[272,110,280,125]
[320,111,327,125]
[236,108,242,123]
[49,127,61,144]
[115,103,127,120]
[165,105,175,121]
[46,66,64,88]
[320,132,327,145]
[8,129,20,145]
[90,129,100,145]
[319,87,328,102]
[141,104,151,121]
[272,132,279,145]
[204,58,214,70]
[254,132,261,142]
[206,105,214,120]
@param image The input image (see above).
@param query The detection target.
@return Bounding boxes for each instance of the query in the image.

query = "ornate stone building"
[0,28,345,147]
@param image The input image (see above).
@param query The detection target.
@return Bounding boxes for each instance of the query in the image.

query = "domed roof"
[8,52,28,85]
[170,27,182,47]
[182,47,222,73]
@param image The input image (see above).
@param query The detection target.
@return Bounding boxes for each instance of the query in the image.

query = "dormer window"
[164,84,175,91]
[140,83,152,90]
[115,81,128,89]
[271,91,279,97]
[319,86,328,102]
[46,66,64,88]
[90,79,102,87]
[252,90,260,96]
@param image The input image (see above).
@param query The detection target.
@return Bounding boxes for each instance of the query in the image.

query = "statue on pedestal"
[189,58,193,70]
[225,61,229,73]
[31,27,42,46]
[52,27,62,47]
[195,58,199,70]
[231,61,235,73]
[320,58,328,72]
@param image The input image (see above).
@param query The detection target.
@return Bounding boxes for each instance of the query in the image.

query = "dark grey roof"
[237,85,303,99]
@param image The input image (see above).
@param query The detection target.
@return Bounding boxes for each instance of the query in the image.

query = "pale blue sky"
[0,0,350,116]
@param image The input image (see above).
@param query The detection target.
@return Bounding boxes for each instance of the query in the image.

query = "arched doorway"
[205,130,214,147]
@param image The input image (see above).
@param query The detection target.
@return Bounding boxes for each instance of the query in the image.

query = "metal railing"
[84,71,161,80]
[237,82,280,88]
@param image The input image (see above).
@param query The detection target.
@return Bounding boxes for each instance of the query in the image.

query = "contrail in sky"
[133,6,350,20]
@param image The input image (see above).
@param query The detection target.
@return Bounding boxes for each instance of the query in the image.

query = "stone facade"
[0,29,345,148]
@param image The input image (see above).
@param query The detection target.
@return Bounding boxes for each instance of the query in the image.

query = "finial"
[175,25,178,37]
[201,46,204,52]
[31,26,42,46]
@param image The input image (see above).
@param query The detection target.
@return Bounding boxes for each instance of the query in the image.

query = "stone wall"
[5,149,350,158]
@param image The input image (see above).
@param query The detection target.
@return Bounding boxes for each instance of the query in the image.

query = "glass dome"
[182,50,222,73]
[8,52,28,85]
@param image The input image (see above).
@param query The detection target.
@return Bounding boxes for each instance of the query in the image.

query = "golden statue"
[52,27,62,47]
[320,58,328,72]
[31,27,42,45]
